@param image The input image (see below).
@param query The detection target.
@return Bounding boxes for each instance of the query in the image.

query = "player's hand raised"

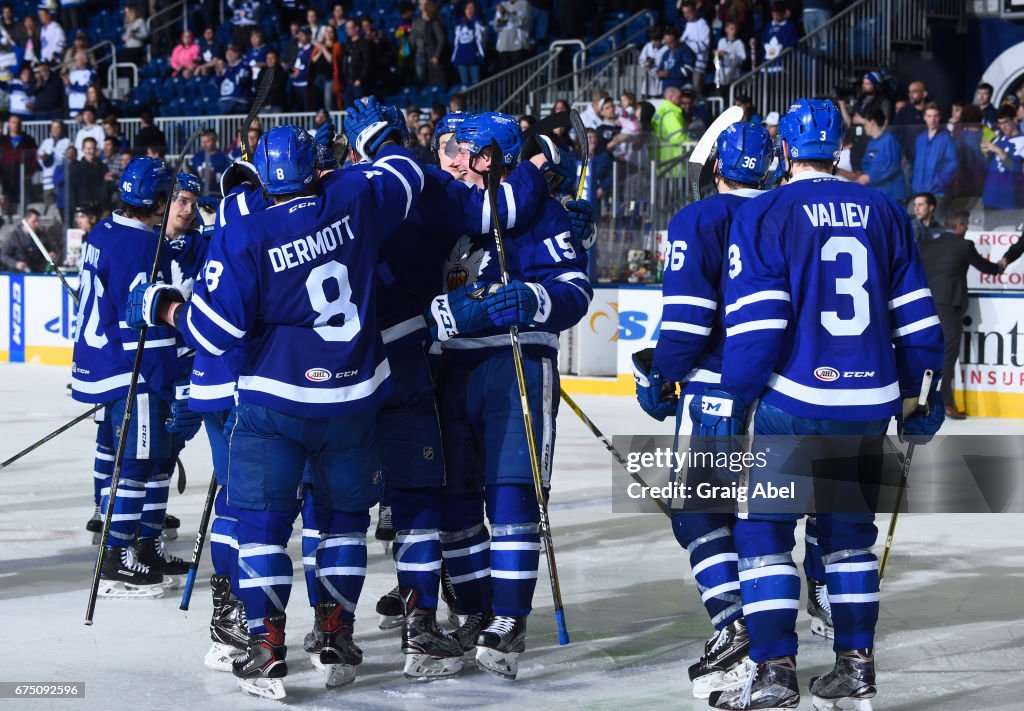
[344,96,401,159]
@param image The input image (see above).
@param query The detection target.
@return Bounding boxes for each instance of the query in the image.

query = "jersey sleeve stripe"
[120,337,178,351]
[191,293,246,339]
[237,358,391,404]
[376,161,414,219]
[662,321,713,335]
[186,307,227,356]
[724,290,791,315]
[555,271,590,284]
[71,371,146,394]
[682,367,722,384]
[888,287,932,310]
[190,382,237,400]
[725,318,788,336]
[664,295,717,309]
[377,154,425,192]
[891,315,940,338]
[501,181,516,229]
[767,373,900,406]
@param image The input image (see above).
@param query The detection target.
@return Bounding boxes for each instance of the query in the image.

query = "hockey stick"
[22,218,79,306]
[180,471,218,610]
[487,140,569,645]
[879,369,934,582]
[686,105,745,203]
[570,110,588,201]
[240,65,275,163]
[558,388,672,517]
[0,403,102,471]
[85,125,207,625]
[522,110,570,144]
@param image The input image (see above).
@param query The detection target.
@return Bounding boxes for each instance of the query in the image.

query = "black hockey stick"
[180,471,218,610]
[240,65,276,163]
[488,140,569,645]
[86,125,207,625]
[879,369,934,582]
[22,217,79,306]
[522,109,571,144]
[0,403,102,471]
[685,105,744,203]
[569,110,588,201]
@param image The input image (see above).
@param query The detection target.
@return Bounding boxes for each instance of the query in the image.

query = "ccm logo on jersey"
[305,368,332,382]
[701,396,734,417]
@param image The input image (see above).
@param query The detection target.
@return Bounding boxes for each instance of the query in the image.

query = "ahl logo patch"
[305,368,332,382]
[814,367,839,382]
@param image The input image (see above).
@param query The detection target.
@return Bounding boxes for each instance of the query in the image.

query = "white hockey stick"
[686,105,746,203]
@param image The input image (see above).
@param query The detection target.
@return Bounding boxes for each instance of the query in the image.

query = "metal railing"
[729,0,929,114]
[460,48,566,114]
[926,0,969,23]
[527,45,642,115]
[575,9,658,68]
[147,0,188,62]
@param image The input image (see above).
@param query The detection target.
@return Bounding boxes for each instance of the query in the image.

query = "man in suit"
[916,210,1003,419]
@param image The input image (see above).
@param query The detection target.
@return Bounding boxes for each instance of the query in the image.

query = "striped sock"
[440,523,491,614]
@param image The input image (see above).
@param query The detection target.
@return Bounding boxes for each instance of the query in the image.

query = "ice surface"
[1,365,1022,710]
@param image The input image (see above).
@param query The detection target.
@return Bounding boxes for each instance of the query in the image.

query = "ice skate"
[440,562,465,627]
[86,506,102,544]
[807,578,834,640]
[97,545,166,599]
[476,615,526,680]
[162,513,180,541]
[452,611,490,652]
[233,614,287,700]
[375,504,394,553]
[709,656,800,710]
[133,537,189,589]
[316,601,363,689]
[810,649,876,711]
[401,589,464,681]
[689,617,752,699]
[376,585,404,630]
[303,614,325,671]
[205,575,247,671]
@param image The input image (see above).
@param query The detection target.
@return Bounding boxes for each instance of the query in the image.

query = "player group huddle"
[69,95,944,709]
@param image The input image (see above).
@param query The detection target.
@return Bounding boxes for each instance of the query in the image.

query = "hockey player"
[633,122,774,699]
[127,108,426,699]
[71,156,183,598]
[692,99,945,710]
[428,112,593,679]
[433,110,467,178]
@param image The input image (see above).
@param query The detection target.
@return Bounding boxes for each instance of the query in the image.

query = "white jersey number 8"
[306,260,361,342]
[820,236,869,336]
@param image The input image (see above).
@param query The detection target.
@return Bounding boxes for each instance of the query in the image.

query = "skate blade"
[90,531,101,545]
[404,654,464,682]
[161,529,178,542]
[812,696,873,711]
[445,609,464,629]
[692,657,753,699]
[237,677,286,700]
[309,652,325,671]
[810,617,835,640]
[324,663,357,688]
[98,580,166,599]
[475,647,520,680]
[160,575,184,590]
[204,642,243,672]
[378,613,403,630]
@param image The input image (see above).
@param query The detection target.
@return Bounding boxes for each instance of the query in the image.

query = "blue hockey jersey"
[71,213,180,403]
[652,189,763,394]
[179,145,424,417]
[721,171,943,420]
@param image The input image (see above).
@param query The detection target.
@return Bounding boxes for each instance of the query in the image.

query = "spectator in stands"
[0,114,37,210]
[52,144,74,212]
[38,3,64,65]
[37,119,68,207]
[62,50,93,117]
[307,7,326,43]
[121,3,148,67]
[652,86,689,170]
[101,136,120,173]
[841,71,892,170]
[981,106,1024,229]
[102,116,127,154]
[29,63,63,121]
[911,192,942,243]
[678,2,710,99]
[734,93,761,125]
[579,89,609,129]
[21,14,40,65]
[74,201,100,243]
[0,209,51,272]
[947,99,964,133]
[529,0,551,45]
[343,19,370,106]
[216,43,253,114]
[657,26,695,91]
[190,129,231,197]
[288,28,313,111]
[404,106,421,135]
[73,105,103,153]
[715,20,746,92]
[452,1,485,87]
[5,65,35,120]
[60,29,93,72]
[197,25,223,76]
[595,97,621,154]
[229,0,260,50]
[679,89,709,137]
[87,86,110,119]
[0,22,17,75]
[639,27,667,99]
[132,108,167,154]
[891,80,928,159]
[717,0,753,41]
[549,98,573,150]
[802,0,833,56]
[1,5,19,44]
[261,50,288,111]
[328,3,346,30]
[582,128,611,203]
[951,104,986,201]
[365,18,394,94]
[311,24,342,110]
[975,82,997,128]
[392,2,414,84]
[912,102,958,207]
[493,0,531,71]
[412,122,433,163]
[845,109,906,202]
[171,29,201,78]
[449,92,467,112]
[751,1,795,72]
[244,28,269,81]
[412,1,447,86]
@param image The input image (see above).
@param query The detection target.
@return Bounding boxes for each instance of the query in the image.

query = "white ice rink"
[1,364,1022,710]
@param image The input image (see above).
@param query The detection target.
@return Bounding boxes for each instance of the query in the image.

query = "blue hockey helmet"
[254,125,316,195]
[454,112,523,167]
[119,156,172,208]
[432,111,467,152]
[715,122,774,186]
[778,98,843,162]
[174,171,201,197]
[314,142,339,171]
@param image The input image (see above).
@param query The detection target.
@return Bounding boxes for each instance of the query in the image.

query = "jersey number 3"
[820,236,869,336]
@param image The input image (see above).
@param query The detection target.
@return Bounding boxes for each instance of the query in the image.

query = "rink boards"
[2,271,1023,418]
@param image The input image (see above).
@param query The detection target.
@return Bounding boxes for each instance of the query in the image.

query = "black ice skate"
[233,614,288,700]
[162,513,180,541]
[303,614,326,671]
[377,584,404,629]
[375,504,394,552]
[98,545,165,599]
[316,601,363,689]
[807,578,834,640]
[401,588,464,681]
[476,615,527,680]
[205,574,248,671]
[133,537,188,589]
[809,649,876,711]
[440,562,464,627]
[452,611,490,652]
[689,616,754,699]
[86,506,102,545]
[709,656,800,710]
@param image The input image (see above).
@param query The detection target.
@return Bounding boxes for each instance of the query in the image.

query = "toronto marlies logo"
[444,235,491,291]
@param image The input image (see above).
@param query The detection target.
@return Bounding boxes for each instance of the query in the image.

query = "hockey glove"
[166,378,202,441]
[483,280,546,328]
[313,120,336,149]
[197,195,221,213]
[429,282,497,342]
[690,388,748,439]
[344,96,400,159]
[219,159,258,197]
[632,348,678,421]
[126,282,185,329]
[564,198,596,250]
[898,388,945,445]
[524,134,575,195]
